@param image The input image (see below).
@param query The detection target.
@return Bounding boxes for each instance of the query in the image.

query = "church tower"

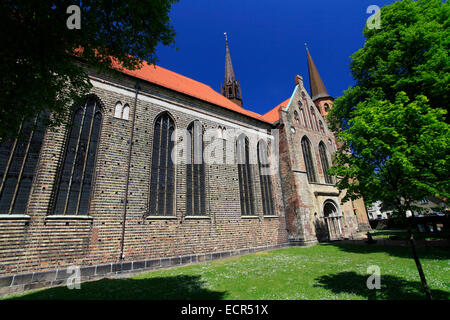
[221,33,243,107]
[306,47,334,118]
[306,46,371,233]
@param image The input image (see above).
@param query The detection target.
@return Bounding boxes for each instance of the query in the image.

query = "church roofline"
[108,60,273,125]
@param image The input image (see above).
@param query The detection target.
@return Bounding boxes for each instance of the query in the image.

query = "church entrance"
[324,201,344,240]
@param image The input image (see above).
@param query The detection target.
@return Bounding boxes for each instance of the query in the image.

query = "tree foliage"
[0,0,178,140]
[329,0,449,132]
[328,0,449,215]
[330,92,449,213]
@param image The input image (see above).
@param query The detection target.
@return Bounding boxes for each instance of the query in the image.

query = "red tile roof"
[113,61,273,124]
[261,98,289,123]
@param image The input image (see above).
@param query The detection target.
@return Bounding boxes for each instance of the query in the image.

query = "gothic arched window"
[293,111,300,125]
[0,115,47,215]
[301,136,317,183]
[114,102,129,120]
[237,134,255,216]
[319,142,333,184]
[53,97,103,215]
[310,106,318,131]
[186,121,206,216]
[319,120,325,133]
[149,112,175,216]
[300,107,308,129]
[258,140,275,216]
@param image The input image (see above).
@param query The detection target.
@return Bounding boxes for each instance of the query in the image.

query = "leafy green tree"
[329,0,449,133]
[328,0,449,300]
[0,0,178,140]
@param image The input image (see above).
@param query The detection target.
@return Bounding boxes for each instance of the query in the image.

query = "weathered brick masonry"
[0,47,370,295]
[0,67,288,287]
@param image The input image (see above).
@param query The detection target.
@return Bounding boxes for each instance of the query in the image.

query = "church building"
[0,36,370,295]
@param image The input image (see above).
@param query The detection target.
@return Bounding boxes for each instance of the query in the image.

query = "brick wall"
[0,68,288,278]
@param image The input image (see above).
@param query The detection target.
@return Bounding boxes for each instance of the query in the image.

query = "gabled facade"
[273,75,368,244]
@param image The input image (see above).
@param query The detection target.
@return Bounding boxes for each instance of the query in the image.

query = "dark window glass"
[237,135,255,216]
[319,142,333,184]
[258,140,275,216]
[0,114,47,214]
[53,98,102,215]
[301,137,317,183]
[186,121,206,216]
[149,113,175,216]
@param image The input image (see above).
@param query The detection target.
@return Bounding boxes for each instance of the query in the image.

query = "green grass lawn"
[4,243,450,300]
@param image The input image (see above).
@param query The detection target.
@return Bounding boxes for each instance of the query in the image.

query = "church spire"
[221,33,243,107]
[306,45,332,102]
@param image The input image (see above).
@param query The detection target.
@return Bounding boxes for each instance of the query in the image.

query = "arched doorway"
[324,201,344,240]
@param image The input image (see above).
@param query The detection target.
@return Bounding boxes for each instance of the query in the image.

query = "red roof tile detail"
[261,98,290,123]
[113,61,272,124]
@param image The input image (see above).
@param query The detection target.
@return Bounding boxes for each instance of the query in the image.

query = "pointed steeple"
[306,45,332,102]
[221,33,243,107]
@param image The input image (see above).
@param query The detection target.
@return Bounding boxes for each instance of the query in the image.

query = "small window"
[319,120,325,133]
[310,106,318,131]
[114,101,130,120]
[114,102,123,118]
[293,111,300,125]
[122,105,130,120]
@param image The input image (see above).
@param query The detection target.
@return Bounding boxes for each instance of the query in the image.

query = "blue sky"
[155,0,394,116]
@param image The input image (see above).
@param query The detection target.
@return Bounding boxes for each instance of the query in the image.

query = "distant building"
[366,201,389,220]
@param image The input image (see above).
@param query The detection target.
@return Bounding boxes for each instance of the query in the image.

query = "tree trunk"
[407,215,432,300]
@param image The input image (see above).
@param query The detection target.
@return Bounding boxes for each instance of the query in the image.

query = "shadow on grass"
[325,243,450,261]
[371,230,450,241]
[8,275,227,300]
[314,271,449,300]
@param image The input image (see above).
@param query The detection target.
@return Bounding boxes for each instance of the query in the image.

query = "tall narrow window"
[293,111,300,126]
[319,120,325,133]
[0,114,47,214]
[301,136,317,183]
[53,97,102,215]
[237,135,255,216]
[300,107,308,129]
[186,121,206,216]
[319,142,333,184]
[149,112,175,216]
[310,106,318,131]
[258,140,275,216]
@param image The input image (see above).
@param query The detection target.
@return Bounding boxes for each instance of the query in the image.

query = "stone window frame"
[319,141,334,185]
[147,111,177,218]
[236,134,256,217]
[257,139,275,217]
[114,101,130,120]
[49,95,104,217]
[309,106,318,131]
[301,135,317,183]
[185,120,207,216]
[0,113,48,217]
